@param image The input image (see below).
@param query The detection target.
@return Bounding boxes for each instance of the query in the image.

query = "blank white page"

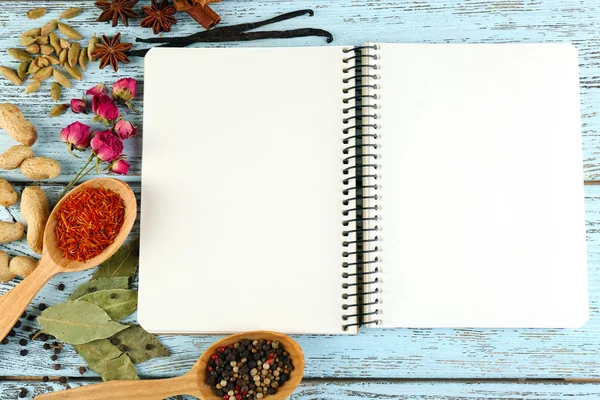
[139,47,354,334]
[373,43,588,328]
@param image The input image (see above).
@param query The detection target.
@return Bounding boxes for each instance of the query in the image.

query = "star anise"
[95,0,140,27]
[141,0,178,35]
[92,33,133,72]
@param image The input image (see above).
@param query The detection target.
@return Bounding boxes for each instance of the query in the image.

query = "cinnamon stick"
[185,4,221,30]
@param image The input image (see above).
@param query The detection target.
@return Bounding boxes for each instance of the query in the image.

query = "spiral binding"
[341,45,381,331]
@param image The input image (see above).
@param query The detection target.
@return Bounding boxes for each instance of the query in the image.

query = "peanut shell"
[0,178,17,207]
[0,104,37,146]
[0,251,15,282]
[21,187,49,254]
[9,256,38,277]
[0,145,34,170]
[0,221,24,244]
[20,157,60,179]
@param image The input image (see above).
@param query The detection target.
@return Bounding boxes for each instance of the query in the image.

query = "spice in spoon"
[206,339,294,400]
[55,187,125,261]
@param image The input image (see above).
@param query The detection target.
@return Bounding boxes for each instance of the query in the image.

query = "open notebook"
[139,44,588,335]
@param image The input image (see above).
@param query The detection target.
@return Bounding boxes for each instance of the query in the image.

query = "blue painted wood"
[0,185,599,380]
[1,0,600,391]
[0,0,598,181]
[2,380,600,400]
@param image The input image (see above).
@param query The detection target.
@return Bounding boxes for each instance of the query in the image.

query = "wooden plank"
[0,184,598,379]
[2,380,600,399]
[0,1,599,181]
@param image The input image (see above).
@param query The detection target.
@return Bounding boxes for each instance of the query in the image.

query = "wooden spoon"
[0,178,136,342]
[35,331,305,400]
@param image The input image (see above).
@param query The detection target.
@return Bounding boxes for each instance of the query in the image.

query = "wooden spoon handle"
[0,254,59,341]
[35,375,201,400]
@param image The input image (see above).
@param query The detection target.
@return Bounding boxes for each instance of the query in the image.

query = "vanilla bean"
[129,28,333,57]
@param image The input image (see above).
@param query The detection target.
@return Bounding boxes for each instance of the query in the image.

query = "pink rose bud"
[86,83,105,96]
[112,78,137,102]
[110,158,130,175]
[60,121,91,150]
[114,119,138,140]
[91,130,124,162]
[70,98,86,114]
[92,94,119,122]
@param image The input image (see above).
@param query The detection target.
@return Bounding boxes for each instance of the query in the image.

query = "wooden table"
[1,1,599,398]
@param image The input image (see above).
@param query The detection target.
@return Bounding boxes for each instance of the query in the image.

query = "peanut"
[0,221,24,243]
[9,256,38,278]
[0,104,37,146]
[20,157,61,180]
[0,145,34,170]
[21,187,49,254]
[0,251,15,282]
[0,178,17,207]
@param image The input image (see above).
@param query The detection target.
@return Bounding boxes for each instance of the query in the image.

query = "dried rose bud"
[92,94,119,122]
[91,130,123,162]
[86,83,105,96]
[70,97,86,113]
[60,121,91,152]
[114,119,137,140]
[112,78,136,102]
[110,158,130,175]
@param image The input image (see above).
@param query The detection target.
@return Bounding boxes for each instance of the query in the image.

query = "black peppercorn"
[27,315,35,321]
[53,364,61,370]
[39,333,48,342]
[42,376,49,382]
[8,329,16,337]
[79,366,87,374]
[51,355,58,361]
[1,338,8,345]
[23,326,31,332]
[38,303,46,311]
[20,349,28,356]
[18,388,27,398]
[145,344,153,350]
[59,376,67,384]
[21,312,26,319]
[43,343,50,350]
[14,320,21,328]
[57,283,65,291]
[19,339,27,346]
[54,348,61,355]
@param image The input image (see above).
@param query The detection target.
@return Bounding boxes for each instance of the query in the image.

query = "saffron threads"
[55,187,125,262]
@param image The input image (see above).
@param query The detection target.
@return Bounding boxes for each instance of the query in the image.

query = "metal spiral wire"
[341,45,381,331]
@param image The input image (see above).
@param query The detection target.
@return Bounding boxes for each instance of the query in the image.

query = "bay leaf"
[77,289,138,321]
[69,276,129,300]
[37,301,129,345]
[93,238,139,280]
[110,325,170,364]
[75,339,139,381]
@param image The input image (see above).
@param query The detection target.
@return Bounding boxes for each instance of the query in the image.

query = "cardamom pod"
[60,7,82,20]
[25,45,40,55]
[79,47,88,72]
[50,82,61,101]
[0,66,22,86]
[44,55,60,65]
[59,49,68,68]
[40,45,54,55]
[22,28,42,37]
[68,42,80,68]
[35,35,49,45]
[88,34,98,62]
[60,39,70,49]
[21,36,36,46]
[27,61,40,75]
[64,64,82,81]
[37,57,49,68]
[17,61,31,80]
[25,80,41,94]
[49,32,62,54]
[50,104,69,117]
[57,22,82,40]
[53,69,71,88]
[8,48,32,62]
[33,66,53,81]
[26,7,46,20]
[41,19,58,36]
